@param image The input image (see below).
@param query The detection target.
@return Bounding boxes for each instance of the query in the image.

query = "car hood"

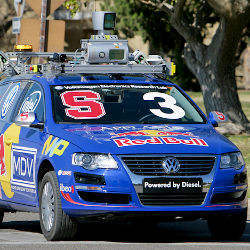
[49,124,238,155]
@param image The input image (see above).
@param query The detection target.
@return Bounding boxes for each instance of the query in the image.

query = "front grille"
[138,193,206,206]
[122,156,215,176]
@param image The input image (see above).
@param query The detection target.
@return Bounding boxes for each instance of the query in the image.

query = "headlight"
[72,153,118,170]
[220,152,245,170]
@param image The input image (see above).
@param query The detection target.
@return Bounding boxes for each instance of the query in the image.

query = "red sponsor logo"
[20,112,29,121]
[215,112,226,121]
[113,137,208,147]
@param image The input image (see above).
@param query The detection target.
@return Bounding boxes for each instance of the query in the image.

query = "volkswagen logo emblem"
[162,157,180,174]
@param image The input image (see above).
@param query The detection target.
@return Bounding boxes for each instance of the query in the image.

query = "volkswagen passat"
[0,74,247,240]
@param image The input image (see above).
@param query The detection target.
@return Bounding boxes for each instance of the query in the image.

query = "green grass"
[188,90,250,195]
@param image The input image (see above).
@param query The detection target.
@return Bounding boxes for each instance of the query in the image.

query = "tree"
[0,0,16,51]
[133,0,250,133]
[102,0,201,91]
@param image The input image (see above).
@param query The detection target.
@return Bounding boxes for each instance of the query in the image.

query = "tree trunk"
[196,65,248,132]
[183,17,250,133]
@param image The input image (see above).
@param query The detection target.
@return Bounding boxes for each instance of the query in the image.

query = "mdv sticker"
[1,84,20,119]
[11,145,37,189]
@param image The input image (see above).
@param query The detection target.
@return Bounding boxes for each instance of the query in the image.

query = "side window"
[17,82,45,122]
[0,81,27,123]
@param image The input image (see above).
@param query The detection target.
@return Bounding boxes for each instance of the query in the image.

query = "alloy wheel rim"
[41,181,55,232]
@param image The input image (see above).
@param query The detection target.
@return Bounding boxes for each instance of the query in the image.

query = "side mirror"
[15,112,44,129]
[209,111,227,127]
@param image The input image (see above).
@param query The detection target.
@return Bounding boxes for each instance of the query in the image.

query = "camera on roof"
[92,11,116,34]
[80,11,128,64]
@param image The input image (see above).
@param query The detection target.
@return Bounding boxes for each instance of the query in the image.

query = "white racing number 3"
[143,92,185,119]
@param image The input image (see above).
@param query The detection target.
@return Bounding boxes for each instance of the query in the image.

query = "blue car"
[0,73,247,240]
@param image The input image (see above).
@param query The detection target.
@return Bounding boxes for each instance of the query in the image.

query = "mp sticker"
[42,135,69,157]
[1,83,20,119]
[11,146,37,189]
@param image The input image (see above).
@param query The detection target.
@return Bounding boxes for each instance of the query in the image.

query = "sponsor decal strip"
[113,137,208,147]
[111,130,194,138]
[60,84,170,90]
[11,185,36,194]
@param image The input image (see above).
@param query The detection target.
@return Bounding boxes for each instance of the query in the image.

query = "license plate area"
[143,178,203,193]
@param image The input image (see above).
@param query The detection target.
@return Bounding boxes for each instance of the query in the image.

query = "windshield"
[51,84,205,124]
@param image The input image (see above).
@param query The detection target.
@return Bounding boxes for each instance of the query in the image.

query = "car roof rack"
[0,11,176,79]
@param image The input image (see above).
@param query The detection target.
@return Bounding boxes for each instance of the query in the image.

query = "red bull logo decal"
[113,137,208,147]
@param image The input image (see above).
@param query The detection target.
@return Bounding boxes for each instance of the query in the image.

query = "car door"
[9,81,46,206]
[0,80,28,201]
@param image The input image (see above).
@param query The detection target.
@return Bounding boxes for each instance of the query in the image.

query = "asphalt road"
[0,203,250,250]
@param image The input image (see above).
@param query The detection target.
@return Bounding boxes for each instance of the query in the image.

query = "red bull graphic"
[113,137,208,147]
[0,124,21,198]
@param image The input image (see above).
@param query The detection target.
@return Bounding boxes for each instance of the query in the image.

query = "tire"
[207,209,247,241]
[39,171,78,241]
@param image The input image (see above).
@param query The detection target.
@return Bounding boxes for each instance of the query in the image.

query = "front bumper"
[59,154,248,218]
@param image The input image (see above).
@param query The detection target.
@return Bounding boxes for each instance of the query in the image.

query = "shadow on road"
[1,220,41,234]
[74,219,250,243]
[1,218,250,243]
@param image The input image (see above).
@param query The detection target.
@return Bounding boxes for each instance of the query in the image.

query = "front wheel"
[207,209,247,241]
[39,171,78,241]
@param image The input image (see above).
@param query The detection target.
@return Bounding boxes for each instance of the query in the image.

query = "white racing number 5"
[143,92,185,119]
